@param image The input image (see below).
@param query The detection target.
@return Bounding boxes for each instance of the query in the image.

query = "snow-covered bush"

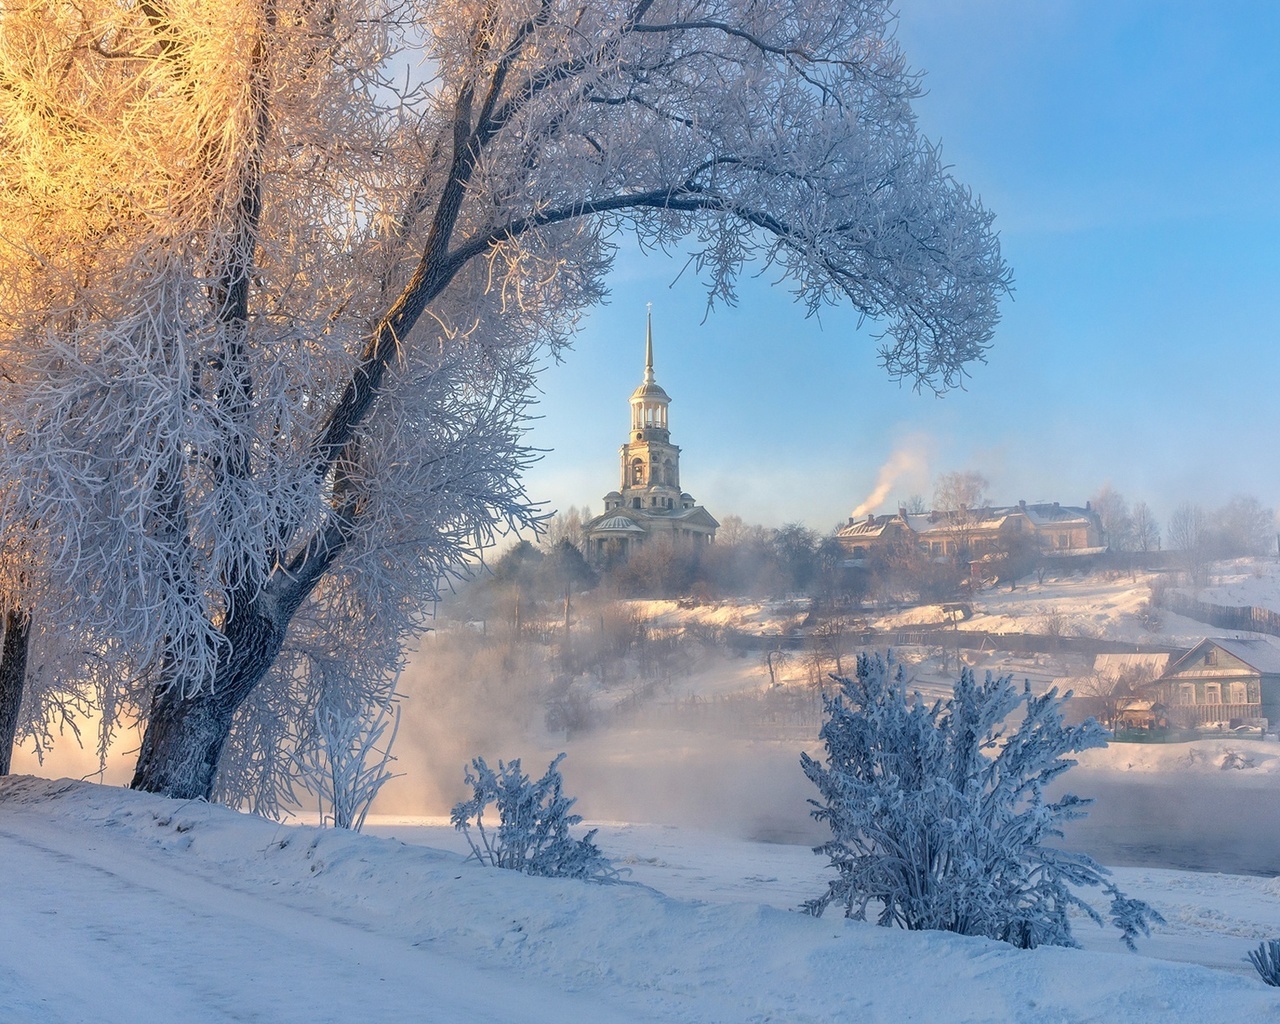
[451,753,616,880]
[1248,939,1280,985]
[801,653,1163,949]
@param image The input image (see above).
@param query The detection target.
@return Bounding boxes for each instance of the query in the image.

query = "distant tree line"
[486,485,1275,614]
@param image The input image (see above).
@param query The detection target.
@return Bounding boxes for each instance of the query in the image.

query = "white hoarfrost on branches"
[290,699,402,832]
[801,653,1162,950]
[451,753,617,880]
[0,0,1009,799]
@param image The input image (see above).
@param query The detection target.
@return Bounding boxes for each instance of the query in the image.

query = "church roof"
[593,514,647,533]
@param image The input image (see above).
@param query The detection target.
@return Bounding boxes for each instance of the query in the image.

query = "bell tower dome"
[629,309,672,442]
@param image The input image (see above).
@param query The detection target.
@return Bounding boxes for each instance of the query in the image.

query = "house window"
[1205,683,1221,704]
[1179,683,1196,705]
[631,459,644,485]
[1204,649,1218,666]
[1230,682,1248,705]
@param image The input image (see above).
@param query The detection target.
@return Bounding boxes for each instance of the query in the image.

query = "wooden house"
[1146,637,1280,730]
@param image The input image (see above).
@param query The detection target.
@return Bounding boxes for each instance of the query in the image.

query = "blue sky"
[520,1,1280,535]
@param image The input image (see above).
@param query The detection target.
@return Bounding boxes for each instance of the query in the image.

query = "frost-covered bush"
[1248,939,1280,985]
[292,701,402,832]
[451,753,616,880]
[801,653,1163,949]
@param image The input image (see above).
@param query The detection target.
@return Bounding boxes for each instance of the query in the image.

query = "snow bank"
[3,776,1278,1023]
[1077,737,1280,775]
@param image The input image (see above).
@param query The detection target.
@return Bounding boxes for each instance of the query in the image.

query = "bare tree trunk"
[0,609,31,776]
[131,607,287,800]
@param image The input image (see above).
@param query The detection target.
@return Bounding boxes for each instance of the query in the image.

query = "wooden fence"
[1155,592,1280,639]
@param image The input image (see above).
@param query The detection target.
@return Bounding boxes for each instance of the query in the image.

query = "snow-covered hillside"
[2,776,1278,1024]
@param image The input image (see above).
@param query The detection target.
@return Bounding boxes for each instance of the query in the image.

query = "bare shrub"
[293,701,402,832]
[1038,606,1068,637]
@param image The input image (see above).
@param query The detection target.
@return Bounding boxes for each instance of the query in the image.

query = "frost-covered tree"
[801,653,1161,949]
[0,0,1009,800]
[1131,501,1160,557]
[933,470,990,557]
[1168,502,1210,586]
[1214,494,1275,558]
[0,608,29,776]
[1090,484,1132,552]
[0,478,124,777]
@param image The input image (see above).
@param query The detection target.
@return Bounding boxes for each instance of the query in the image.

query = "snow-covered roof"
[1019,503,1096,527]
[1167,637,1280,676]
[1093,653,1172,680]
[839,503,1100,542]
[836,515,898,538]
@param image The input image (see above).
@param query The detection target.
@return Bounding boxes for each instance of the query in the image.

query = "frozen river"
[553,729,1280,876]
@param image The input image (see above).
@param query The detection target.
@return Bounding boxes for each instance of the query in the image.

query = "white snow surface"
[3,775,1279,1023]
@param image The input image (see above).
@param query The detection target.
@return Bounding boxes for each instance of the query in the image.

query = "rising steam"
[850,437,932,518]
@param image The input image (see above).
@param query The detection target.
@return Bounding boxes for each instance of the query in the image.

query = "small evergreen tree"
[451,753,616,881]
[801,653,1162,949]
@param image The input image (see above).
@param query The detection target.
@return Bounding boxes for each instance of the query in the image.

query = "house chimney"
[866,514,875,526]
[898,506,907,518]
[1019,499,1026,510]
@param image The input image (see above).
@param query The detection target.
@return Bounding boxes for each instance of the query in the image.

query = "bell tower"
[618,308,682,511]
[585,307,718,565]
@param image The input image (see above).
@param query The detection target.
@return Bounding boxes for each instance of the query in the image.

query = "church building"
[583,313,719,566]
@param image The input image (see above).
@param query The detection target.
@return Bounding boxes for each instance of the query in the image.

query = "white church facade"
[582,314,718,566]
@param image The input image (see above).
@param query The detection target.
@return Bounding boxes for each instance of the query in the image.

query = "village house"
[582,313,718,566]
[1144,637,1280,731]
[834,501,1105,563]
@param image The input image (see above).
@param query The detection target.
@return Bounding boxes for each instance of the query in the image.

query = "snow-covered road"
[0,810,649,1024]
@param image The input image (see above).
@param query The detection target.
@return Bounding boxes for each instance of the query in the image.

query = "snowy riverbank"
[2,775,1278,1023]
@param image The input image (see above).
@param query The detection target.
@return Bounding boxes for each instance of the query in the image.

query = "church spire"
[643,302,655,384]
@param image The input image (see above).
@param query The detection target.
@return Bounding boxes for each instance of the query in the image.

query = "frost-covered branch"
[0,0,1009,800]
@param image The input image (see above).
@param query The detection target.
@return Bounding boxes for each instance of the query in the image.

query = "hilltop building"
[835,501,1105,563]
[582,313,718,566]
